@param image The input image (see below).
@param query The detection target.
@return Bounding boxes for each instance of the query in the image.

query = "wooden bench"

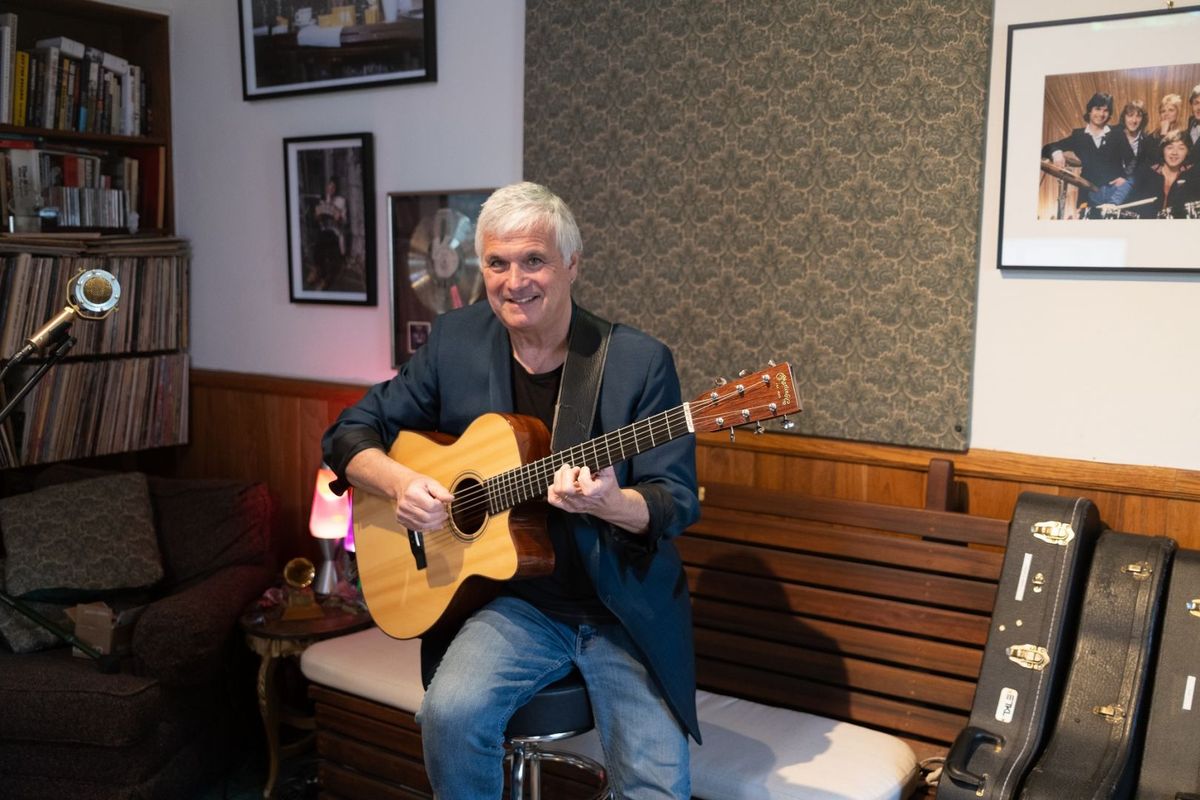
[304,458,1010,798]
[683,459,1009,769]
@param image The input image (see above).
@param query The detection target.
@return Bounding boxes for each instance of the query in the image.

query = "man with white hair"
[323,181,700,798]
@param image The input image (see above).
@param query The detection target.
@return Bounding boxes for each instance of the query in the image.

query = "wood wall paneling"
[180,370,1200,567]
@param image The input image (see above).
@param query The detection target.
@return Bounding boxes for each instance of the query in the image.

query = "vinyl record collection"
[0,236,189,467]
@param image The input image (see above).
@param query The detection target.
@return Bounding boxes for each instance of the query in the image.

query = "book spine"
[0,22,13,125]
[39,46,59,129]
[13,50,28,126]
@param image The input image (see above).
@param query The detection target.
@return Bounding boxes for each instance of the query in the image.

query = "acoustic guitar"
[353,362,800,639]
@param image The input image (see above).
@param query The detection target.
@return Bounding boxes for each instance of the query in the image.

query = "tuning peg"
[754,422,765,435]
[767,359,777,367]
[737,369,748,378]
[728,428,736,443]
[714,377,728,388]
[781,414,796,430]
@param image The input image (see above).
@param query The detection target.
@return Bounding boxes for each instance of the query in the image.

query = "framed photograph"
[284,133,377,305]
[997,6,1200,271]
[238,0,436,101]
[388,190,493,364]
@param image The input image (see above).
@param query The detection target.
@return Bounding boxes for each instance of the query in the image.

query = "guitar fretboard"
[485,403,694,513]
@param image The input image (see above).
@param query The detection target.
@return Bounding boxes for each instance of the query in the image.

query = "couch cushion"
[0,647,162,745]
[145,477,273,588]
[0,472,163,601]
[0,557,71,653]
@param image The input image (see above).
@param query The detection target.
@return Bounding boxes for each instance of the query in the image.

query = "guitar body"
[353,412,555,640]
[351,361,800,641]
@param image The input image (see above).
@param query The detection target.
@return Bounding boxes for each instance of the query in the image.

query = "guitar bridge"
[408,529,428,571]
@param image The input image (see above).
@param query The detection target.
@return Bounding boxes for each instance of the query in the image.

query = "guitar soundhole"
[449,477,487,540]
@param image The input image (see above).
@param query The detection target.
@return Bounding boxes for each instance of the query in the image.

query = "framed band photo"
[239,0,436,100]
[387,190,492,365]
[284,133,377,305]
[997,6,1200,271]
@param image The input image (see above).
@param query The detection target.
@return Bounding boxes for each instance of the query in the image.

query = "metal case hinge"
[1093,703,1125,722]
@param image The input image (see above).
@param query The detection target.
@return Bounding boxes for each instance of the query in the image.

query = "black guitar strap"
[550,306,613,451]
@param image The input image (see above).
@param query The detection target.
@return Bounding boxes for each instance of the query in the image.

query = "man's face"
[1164,140,1188,168]
[481,224,576,340]
[1088,105,1110,128]
[1123,109,1143,134]
[1192,94,1200,121]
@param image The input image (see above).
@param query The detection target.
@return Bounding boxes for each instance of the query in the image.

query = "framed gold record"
[387,190,492,365]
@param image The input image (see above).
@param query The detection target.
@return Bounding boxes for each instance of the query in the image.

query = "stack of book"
[0,25,147,137]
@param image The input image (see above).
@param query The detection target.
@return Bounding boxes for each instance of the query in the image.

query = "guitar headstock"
[687,361,801,434]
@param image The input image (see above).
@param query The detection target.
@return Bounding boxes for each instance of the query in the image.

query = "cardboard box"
[66,602,145,658]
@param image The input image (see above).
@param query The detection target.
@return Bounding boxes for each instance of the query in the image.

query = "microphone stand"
[0,331,121,673]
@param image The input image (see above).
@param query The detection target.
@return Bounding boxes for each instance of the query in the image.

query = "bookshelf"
[0,0,186,468]
[0,0,173,234]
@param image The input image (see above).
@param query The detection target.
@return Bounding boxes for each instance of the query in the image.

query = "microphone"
[18,269,122,357]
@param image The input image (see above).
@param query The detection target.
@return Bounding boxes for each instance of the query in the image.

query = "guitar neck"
[485,403,693,513]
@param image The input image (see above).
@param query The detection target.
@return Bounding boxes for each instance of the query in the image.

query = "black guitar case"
[1134,547,1200,800]
[1019,530,1176,800]
[938,493,1102,800]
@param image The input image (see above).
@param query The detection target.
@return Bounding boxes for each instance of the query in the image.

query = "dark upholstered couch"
[0,470,276,799]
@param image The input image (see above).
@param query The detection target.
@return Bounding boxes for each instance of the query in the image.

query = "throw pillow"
[0,472,164,601]
[0,558,69,653]
[146,477,273,587]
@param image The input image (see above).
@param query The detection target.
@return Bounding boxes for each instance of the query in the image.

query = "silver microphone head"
[70,269,121,316]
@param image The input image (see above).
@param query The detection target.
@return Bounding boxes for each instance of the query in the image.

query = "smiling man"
[322,182,701,799]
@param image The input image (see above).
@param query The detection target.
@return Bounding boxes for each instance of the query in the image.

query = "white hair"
[475,182,582,263]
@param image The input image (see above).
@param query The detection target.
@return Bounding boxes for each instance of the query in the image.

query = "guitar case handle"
[944,725,1005,791]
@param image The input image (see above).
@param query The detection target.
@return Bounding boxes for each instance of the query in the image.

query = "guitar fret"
[480,402,707,516]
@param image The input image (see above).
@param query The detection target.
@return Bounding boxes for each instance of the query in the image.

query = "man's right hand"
[345,448,454,532]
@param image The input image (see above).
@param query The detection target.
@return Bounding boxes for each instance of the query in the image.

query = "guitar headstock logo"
[775,371,793,408]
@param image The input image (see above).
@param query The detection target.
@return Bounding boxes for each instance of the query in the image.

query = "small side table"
[240,595,372,798]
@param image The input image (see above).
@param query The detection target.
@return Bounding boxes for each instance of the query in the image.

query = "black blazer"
[1042,128,1121,187]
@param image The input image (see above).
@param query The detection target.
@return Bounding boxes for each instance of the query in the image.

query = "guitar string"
[392,399,783,549]
[374,383,788,544]
[426,391,781,524]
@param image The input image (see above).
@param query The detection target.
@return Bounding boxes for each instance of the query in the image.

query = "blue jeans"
[418,595,690,799]
[1090,178,1133,207]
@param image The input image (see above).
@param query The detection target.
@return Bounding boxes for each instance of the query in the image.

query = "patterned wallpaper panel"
[524,0,991,450]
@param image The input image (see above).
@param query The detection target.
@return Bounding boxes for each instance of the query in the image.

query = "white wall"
[970,0,1200,470]
[121,0,525,384]
[113,1,1200,471]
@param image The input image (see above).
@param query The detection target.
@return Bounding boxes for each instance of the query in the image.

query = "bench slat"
[687,567,992,646]
[691,506,1004,580]
[696,628,978,710]
[692,597,984,679]
[680,536,998,612]
[701,482,1010,547]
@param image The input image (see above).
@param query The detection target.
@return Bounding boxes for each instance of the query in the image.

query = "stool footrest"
[509,742,610,800]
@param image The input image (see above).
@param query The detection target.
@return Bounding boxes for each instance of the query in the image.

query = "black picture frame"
[998,6,1200,271]
[284,133,377,305]
[238,0,437,101]
[387,190,492,365]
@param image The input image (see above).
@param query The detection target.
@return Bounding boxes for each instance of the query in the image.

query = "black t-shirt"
[505,357,616,625]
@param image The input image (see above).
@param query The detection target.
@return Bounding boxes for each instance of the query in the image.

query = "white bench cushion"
[558,691,918,800]
[302,625,425,712]
[301,627,919,800]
